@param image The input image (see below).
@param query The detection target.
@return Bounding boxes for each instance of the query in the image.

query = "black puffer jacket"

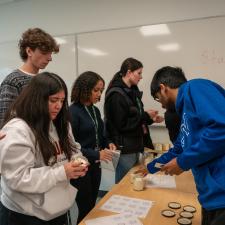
[104,77,154,154]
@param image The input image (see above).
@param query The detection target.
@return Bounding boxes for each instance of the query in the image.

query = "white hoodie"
[0,118,81,220]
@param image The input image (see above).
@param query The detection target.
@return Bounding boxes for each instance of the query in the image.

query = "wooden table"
[79,168,201,225]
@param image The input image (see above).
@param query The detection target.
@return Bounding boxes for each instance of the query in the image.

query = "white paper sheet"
[144,174,176,189]
[85,213,143,225]
[100,150,120,171]
[100,195,154,218]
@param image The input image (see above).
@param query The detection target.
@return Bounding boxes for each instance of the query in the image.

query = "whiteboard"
[0,41,21,83]
[77,16,225,116]
[1,17,225,116]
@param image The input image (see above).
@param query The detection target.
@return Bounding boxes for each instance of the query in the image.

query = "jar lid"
[161,209,176,217]
[168,202,181,209]
[177,217,192,225]
[183,205,196,213]
[180,211,194,219]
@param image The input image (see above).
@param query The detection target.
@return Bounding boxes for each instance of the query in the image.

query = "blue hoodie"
[147,79,225,210]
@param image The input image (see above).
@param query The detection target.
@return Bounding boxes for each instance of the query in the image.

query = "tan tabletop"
[79,168,201,225]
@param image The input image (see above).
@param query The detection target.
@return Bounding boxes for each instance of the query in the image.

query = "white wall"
[1,0,225,143]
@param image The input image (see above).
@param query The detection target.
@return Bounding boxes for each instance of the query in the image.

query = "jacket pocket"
[113,135,143,154]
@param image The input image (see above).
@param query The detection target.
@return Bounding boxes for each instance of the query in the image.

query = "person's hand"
[160,158,183,175]
[64,161,88,179]
[146,109,158,119]
[153,115,164,123]
[0,132,6,140]
[108,143,117,151]
[133,166,149,177]
[145,109,164,123]
[100,148,113,162]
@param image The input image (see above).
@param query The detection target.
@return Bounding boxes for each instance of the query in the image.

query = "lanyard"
[85,105,99,149]
[136,97,148,134]
[136,97,142,115]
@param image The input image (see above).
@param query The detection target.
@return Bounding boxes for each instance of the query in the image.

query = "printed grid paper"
[85,213,143,225]
[100,195,154,218]
[144,174,176,189]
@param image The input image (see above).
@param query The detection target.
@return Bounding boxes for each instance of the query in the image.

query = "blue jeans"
[115,153,139,183]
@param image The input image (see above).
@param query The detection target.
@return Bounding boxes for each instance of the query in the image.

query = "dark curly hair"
[71,71,105,103]
[19,28,59,61]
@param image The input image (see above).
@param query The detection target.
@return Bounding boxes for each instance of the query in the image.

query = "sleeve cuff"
[176,156,190,171]
[147,159,161,174]
[53,165,68,183]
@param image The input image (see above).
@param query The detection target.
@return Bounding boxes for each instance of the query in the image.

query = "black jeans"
[202,207,225,225]
[0,202,67,225]
[71,162,101,224]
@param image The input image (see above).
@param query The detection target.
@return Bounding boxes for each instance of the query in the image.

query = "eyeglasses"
[154,96,160,102]
[153,92,160,102]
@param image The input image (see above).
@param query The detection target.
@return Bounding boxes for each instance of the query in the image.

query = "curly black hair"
[71,71,105,103]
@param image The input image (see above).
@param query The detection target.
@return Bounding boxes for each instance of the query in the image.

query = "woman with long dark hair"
[0,72,88,225]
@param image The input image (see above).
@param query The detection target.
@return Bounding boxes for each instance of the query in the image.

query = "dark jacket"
[69,103,108,163]
[164,109,181,143]
[104,77,154,154]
